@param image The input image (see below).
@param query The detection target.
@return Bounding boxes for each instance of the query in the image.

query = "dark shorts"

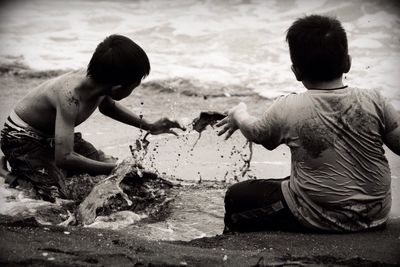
[1,124,102,202]
[224,178,305,233]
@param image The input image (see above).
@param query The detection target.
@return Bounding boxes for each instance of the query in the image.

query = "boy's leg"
[224,178,304,233]
[1,138,68,202]
[0,156,17,184]
[73,132,100,161]
[73,132,118,163]
[22,161,68,202]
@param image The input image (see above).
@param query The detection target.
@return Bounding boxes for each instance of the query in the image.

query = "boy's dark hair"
[286,15,348,81]
[87,34,150,86]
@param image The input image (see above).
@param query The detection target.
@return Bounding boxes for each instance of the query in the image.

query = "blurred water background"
[0,0,399,107]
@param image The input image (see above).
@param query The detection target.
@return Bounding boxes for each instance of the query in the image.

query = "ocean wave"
[0,61,68,79]
[0,61,263,99]
[141,78,260,99]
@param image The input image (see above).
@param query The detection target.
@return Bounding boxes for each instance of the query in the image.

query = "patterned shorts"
[1,113,101,202]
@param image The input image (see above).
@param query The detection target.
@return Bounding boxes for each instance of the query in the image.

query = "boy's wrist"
[231,108,248,125]
[138,117,153,132]
[229,103,247,121]
[146,121,156,132]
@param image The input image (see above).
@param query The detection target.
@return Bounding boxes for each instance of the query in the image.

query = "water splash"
[239,141,254,178]
[77,157,138,225]
[0,111,255,240]
[0,177,72,225]
[129,132,150,176]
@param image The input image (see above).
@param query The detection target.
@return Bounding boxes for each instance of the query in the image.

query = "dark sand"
[1,215,399,266]
[0,66,399,266]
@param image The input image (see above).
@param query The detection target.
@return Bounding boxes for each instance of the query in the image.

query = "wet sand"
[1,214,399,266]
[0,67,399,265]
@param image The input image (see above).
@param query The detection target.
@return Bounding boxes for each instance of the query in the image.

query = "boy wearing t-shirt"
[217,15,400,232]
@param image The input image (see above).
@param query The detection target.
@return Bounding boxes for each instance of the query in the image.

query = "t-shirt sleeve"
[383,99,399,134]
[375,90,400,134]
[251,95,288,150]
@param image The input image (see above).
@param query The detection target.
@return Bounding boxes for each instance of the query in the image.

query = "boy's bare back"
[14,69,104,135]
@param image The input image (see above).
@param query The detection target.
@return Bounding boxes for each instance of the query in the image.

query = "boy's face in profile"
[108,80,141,101]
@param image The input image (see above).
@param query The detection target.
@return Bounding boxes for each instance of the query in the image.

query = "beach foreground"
[1,215,399,266]
[0,66,399,266]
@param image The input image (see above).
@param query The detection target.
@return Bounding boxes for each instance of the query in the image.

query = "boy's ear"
[291,65,303,81]
[111,85,123,91]
[110,85,123,93]
[105,85,122,96]
[343,55,352,73]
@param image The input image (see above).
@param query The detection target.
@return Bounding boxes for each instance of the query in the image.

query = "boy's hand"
[217,102,247,140]
[149,118,186,136]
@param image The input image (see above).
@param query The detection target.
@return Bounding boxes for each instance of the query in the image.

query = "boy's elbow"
[99,105,111,116]
[99,99,116,116]
[262,143,278,151]
[241,125,264,144]
[246,133,279,151]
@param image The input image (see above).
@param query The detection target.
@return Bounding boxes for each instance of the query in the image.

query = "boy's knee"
[224,180,250,208]
[224,186,237,211]
[98,150,118,163]
[225,180,251,197]
[73,133,100,161]
[224,183,239,202]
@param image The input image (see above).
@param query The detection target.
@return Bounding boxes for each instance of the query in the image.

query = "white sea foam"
[0,177,55,218]
[0,0,398,107]
[85,211,147,230]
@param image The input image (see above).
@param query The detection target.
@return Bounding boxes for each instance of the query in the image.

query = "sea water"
[0,0,399,241]
[0,0,399,107]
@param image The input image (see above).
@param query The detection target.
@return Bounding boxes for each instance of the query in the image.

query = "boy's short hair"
[87,34,150,86]
[286,15,348,81]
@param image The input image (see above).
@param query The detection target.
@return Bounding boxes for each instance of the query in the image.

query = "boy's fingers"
[169,120,186,131]
[224,128,236,140]
[177,122,187,131]
[218,124,230,136]
[168,129,179,136]
[216,117,228,127]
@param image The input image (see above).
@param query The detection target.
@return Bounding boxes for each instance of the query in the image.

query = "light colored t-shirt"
[252,87,399,231]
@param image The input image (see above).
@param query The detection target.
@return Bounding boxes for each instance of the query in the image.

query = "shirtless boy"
[0,35,185,202]
[217,15,400,232]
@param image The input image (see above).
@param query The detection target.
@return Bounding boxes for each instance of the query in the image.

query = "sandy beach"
[1,0,400,265]
[0,66,399,266]
[1,214,399,266]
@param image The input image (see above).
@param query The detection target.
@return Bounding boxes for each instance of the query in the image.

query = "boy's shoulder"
[268,87,389,116]
[346,87,388,108]
[265,92,303,118]
[270,92,306,108]
[272,92,298,103]
[270,87,388,106]
[31,69,89,109]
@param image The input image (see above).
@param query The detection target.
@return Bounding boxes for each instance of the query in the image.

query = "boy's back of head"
[286,15,349,82]
[87,34,150,86]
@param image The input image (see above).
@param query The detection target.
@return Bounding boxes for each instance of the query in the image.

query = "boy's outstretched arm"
[99,96,185,135]
[54,94,116,175]
[217,102,282,150]
[217,103,262,142]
